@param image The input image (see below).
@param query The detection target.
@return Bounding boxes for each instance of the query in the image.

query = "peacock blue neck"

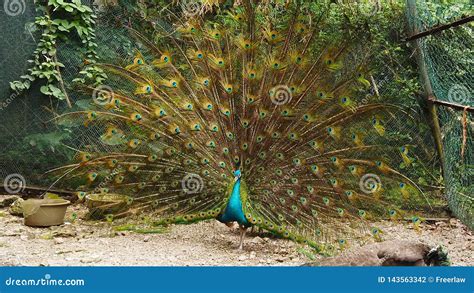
[217,177,251,227]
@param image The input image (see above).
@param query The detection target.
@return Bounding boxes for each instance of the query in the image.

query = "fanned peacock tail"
[51,1,438,253]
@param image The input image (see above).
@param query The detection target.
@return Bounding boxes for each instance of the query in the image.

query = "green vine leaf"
[10,0,105,106]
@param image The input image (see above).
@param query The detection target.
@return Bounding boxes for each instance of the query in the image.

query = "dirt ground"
[0,203,473,266]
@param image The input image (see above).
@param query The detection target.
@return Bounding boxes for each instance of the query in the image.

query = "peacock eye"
[271,34,276,39]
[197,53,203,58]
[172,81,177,87]
[203,80,209,86]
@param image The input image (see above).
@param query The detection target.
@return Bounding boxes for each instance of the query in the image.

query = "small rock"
[8,198,24,217]
[251,236,264,244]
[0,195,20,208]
[250,251,256,259]
[52,226,77,238]
[263,237,270,242]
[436,221,447,227]
[143,236,151,242]
[80,256,102,264]
[54,238,65,245]
[275,258,285,263]
[449,218,459,227]
[1,227,23,237]
[238,255,248,261]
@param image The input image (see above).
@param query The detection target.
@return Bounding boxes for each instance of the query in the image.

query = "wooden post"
[406,0,446,172]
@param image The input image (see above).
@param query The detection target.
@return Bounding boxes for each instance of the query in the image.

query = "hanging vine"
[9,0,106,107]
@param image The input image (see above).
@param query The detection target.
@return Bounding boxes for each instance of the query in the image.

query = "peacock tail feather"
[52,1,439,253]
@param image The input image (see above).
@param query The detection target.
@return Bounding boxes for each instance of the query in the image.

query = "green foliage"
[9,0,106,101]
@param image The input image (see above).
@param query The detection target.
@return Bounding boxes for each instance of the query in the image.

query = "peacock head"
[234,169,242,180]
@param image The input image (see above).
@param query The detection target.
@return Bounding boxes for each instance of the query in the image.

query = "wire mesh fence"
[406,0,473,228]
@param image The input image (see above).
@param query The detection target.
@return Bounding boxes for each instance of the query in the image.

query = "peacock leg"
[238,225,247,250]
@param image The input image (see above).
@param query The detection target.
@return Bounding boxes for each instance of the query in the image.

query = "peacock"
[50,1,438,252]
